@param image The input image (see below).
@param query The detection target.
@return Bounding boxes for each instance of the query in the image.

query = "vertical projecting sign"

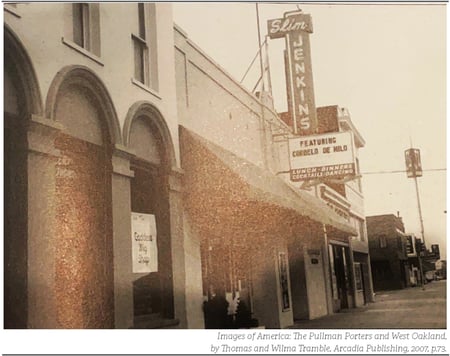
[268,12,318,135]
[131,212,158,273]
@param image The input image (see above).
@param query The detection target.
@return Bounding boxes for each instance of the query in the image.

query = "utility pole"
[413,174,426,247]
[404,147,426,289]
[414,175,426,290]
[255,3,269,170]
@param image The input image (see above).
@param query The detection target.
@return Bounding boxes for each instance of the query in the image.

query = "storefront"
[180,127,357,328]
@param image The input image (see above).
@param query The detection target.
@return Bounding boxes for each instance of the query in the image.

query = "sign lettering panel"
[131,212,158,273]
[288,131,356,181]
[268,12,317,135]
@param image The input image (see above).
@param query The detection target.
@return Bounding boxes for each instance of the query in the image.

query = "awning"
[180,126,357,236]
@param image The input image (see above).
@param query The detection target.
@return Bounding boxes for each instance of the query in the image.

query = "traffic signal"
[405,148,423,178]
[415,239,426,256]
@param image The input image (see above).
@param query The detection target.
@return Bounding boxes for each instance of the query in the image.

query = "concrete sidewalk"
[288,280,446,329]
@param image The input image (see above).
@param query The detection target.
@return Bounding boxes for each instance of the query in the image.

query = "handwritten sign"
[131,212,158,273]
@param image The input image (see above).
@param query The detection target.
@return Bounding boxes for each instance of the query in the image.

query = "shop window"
[132,3,159,91]
[379,235,387,248]
[72,3,101,56]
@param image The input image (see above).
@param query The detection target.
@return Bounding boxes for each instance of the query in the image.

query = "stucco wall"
[5,3,180,165]
[4,3,207,329]
[173,23,299,328]
[174,25,290,172]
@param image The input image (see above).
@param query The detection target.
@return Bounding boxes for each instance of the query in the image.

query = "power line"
[240,38,267,84]
[258,2,446,6]
[361,168,446,175]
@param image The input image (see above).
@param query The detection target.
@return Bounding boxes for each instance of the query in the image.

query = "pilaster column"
[167,166,189,328]
[27,115,63,328]
[322,224,334,315]
[111,144,135,329]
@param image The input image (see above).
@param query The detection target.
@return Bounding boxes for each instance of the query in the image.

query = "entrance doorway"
[130,159,173,320]
[127,113,174,325]
[329,245,352,311]
[4,60,28,328]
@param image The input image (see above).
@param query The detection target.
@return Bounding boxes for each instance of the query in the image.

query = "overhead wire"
[361,168,446,175]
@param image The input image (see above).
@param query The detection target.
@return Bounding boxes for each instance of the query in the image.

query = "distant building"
[367,213,411,291]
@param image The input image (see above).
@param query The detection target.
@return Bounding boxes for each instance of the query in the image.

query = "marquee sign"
[131,212,158,273]
[288,131,356,181]
[268,12,317,135]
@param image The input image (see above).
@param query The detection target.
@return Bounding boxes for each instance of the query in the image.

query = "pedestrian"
[203,285,229,329]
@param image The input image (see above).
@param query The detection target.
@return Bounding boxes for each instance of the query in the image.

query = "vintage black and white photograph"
[3,0,446,342]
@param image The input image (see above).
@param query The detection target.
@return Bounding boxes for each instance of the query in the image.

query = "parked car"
[424,270,436,282]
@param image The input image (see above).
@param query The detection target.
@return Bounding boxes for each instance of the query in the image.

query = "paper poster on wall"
[278,252,290,311]
[131,212,158,273]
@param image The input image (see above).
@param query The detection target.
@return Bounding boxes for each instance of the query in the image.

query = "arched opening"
[4,26,42,329]
[126,104,175,325]
[4,49,29,329]
[49,68,118,328]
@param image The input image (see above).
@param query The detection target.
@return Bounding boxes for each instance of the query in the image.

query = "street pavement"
[289,280,446,329]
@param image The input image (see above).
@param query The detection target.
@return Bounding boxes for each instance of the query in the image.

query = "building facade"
[174,14,373,326]
[367,214,411,291]
[277,105,374,314]
[174,24,354,328]
[4,2,204,329]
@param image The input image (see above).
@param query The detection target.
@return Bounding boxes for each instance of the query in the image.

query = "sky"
[173,2,447,259]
